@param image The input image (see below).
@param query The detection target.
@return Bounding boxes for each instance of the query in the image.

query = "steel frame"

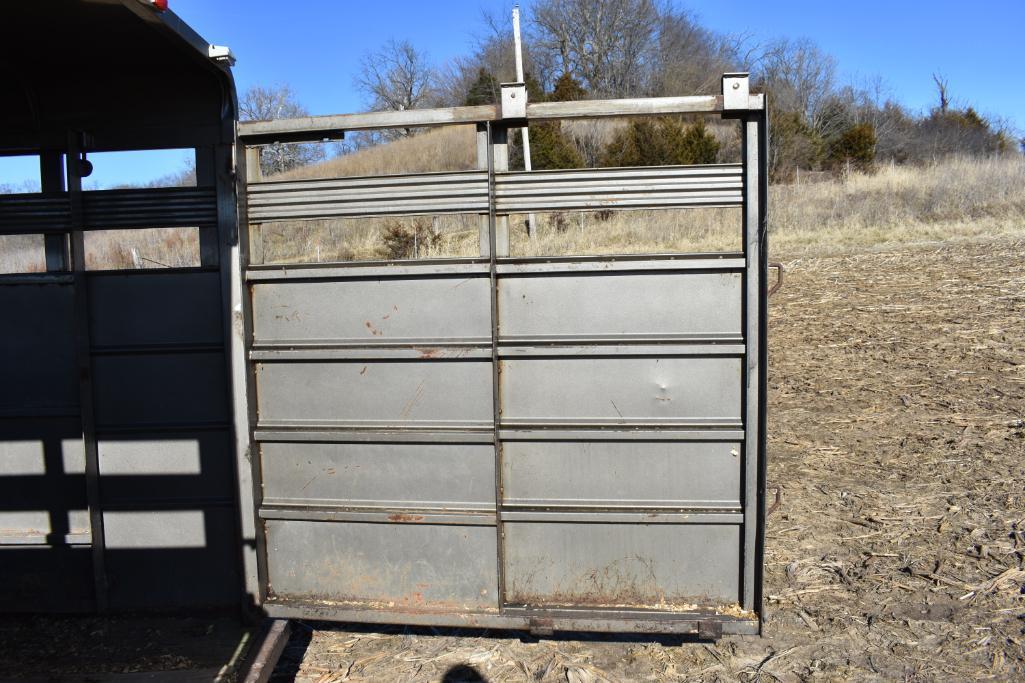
[236,74,767,636]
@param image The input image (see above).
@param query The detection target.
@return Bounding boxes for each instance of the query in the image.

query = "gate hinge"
[528,617,554,637]
[697,619,724,641]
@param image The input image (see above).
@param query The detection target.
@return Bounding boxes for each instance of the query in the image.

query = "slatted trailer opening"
[238,74,768,636]
[0,1,249,613]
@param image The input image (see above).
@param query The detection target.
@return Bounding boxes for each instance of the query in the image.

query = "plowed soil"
[272,236,1025,682]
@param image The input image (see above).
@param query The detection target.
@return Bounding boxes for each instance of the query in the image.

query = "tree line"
[241,0,1020,181]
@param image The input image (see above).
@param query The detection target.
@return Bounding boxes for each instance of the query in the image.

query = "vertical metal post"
[476,123,490,257]
[39,151,69,271]
[222,135,264,614]
[490,126,510,257]
[245,147,264,265]
[485,122,507,607]
[740,112,766,614]
[67,132,108,611]
[195,146,221,267]
[511,5,535,237]
[239,142,270,607]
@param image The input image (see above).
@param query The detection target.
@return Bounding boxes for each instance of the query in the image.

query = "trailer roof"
[0,0,235,153]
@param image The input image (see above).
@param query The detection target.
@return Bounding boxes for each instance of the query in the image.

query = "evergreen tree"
[464,68,499,106]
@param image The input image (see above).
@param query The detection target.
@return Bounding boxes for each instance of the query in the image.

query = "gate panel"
[503,523,741,608]
[500,357,741,425]
[502,441,741,509]
[251,274,492,345]
[255,360,492,428]
[239,75,767,635]
[264,520,499,610]
[261,442,495,510]
[497,268,743,340]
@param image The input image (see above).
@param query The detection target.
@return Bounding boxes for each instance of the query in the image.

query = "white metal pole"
[512,5,535,236]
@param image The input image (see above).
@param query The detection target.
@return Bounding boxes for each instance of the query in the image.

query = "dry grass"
[274,125,479,180]
[3,146,1022,272]
[770,155,1025,255]
[0,235,45,273]
[256,154,1025,264]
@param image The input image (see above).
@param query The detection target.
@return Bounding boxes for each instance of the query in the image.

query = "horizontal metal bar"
[499,511,743,524]
[246,260,490,281]
[526,95,724,120]
[498,428,746,441]
[258,506,496,526]
[262,600,758,635]
[497,344,745,357]
[249,170,486,194]
[94,421,231,435]
[239,104,499,143]
[261,497,495,512]
[238,94,764,145]
[254,426,495,444]
[502,417,742,427]
[503,499,741,511]
[495,255,744,274]
[0,533,92,546]
[90,342,225,356]
[0,405,80,418]
[0,273,74,285]
[499,333,743,344]
[251,345,492,361]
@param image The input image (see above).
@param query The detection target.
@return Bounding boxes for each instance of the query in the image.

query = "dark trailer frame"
[237,76,769,637]
[0,0,255,613]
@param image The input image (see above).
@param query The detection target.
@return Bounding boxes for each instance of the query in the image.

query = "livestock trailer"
[1,0,769,638]
[0,0,252,612]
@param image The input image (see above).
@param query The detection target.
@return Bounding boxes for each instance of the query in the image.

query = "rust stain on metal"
[364,320,382,336]
[387,513,425,523]
[418,348,442,359]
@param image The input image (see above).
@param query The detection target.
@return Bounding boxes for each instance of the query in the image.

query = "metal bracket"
[528,617,554,637]
[500,82,527,121]
[722,72,750,111]
[697,619,724,641]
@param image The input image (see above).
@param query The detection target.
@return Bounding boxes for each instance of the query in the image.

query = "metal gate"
[237,73,767,635]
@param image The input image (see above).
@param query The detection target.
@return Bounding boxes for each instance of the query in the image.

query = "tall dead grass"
[769,155,1025,254]
[2,150,1022,272]
[257,154,1025,263]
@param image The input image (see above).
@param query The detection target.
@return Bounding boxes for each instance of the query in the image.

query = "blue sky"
[2,0,1022,188]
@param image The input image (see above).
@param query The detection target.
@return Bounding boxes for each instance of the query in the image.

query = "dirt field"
[268,235,1025,682]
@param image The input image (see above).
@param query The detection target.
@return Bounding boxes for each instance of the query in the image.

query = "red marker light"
[152,0,168,11]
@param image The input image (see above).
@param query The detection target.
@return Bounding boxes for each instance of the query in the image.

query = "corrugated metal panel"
[247,171,489,222]
[0,187,217,233]
[82,187,217,228]
[494,164,743,213]
[0,193,72,232]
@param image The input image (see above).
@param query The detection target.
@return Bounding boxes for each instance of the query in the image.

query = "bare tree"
[755,38,837,133]
[530,0,662,97]
[932,73,950,113]
[355,40,437,114]
[239,84,325,176]
[650,7,742,95]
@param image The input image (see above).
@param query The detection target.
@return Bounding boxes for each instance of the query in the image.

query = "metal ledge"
[262,599,759,636]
